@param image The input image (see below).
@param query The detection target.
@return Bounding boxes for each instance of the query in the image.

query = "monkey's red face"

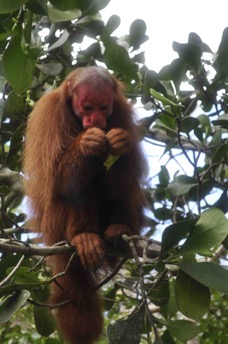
[72,84,114,130]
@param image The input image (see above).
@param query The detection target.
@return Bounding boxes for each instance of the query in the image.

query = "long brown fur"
[23,66,146,344]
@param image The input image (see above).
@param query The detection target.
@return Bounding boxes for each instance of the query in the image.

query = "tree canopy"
[0,0,227,343]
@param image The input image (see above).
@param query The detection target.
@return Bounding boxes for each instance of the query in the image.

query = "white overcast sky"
[101,0,228,72]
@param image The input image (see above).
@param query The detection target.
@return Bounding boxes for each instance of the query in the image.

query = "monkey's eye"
[100,105,109,111]
[84,104,93,111]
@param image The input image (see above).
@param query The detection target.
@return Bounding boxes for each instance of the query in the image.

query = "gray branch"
[0,237,161,260]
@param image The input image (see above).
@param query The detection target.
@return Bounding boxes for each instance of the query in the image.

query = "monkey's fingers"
[108,137,132,155]
[106,128,132,155]
[85,127,106,138]
[80,129,107,156]
[80,141,106,156]
[111,140,132,155]
[106,128,126,141]
[71,233,105,270]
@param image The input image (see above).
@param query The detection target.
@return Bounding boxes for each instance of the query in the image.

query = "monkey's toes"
[71,233,105,270]
[104,224,132,246]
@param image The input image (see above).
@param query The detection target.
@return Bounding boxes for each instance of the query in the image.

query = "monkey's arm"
[55,128,107,199]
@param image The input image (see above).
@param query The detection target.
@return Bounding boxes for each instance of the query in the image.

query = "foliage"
[0,0,227,343]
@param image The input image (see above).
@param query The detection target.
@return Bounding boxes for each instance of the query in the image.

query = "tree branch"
[146,128,205,151]
[0,236,161,259]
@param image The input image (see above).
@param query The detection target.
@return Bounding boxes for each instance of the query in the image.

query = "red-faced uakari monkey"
[24,66,146,344]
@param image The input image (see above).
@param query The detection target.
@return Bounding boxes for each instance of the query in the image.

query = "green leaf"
[132,51,145,64]
[180,117,200,134]
[166,319,198,341]
[0,290,30,323]
[188,32,203,49]
[104,154,119,170]
[26,0,47,15]
[83,0,111,16]
[0,284,40,298]
[77,17,105,38]
[6,266,41,284]
[175,270,210,319]
[156,112,176,132]
[144,70,158,91]
[161,218,198,253]
[169,58,186,91]
[0,0,28,13]
[2,35,37,94]
[158,165,170,186]
[197,114,212,132]
[47,30,70,50]
[150,88,178,107]
[218,27,228,52]
[104,15,121,35]
[161,330,175,344]
[129,19,148,49]
[178,262,228,292]
[107,302,145,344]
[148,278,170,306]
[180,208,228,255]
[161,279,178,319]
[172,41,202,71]
[214,27,228,78]
[194,127,204,142]
[168,175,198,197]
[213,190,228,213]
[104,45,138,80]
[31,283,50,303]
[159,80,176,98]
[34,305,56,337]
[212,143,228,164]
[212,118,228,129]
[4,91,25,115]
[49,0,91,11]
[0,256,27,281]
[47,3,81,23]
[210,128,222,147]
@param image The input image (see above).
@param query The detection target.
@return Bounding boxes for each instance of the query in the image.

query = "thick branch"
[0,237,161,259]
[0,239,72,256]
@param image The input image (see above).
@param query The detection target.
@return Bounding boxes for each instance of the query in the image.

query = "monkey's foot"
[104,224,132,247]
[71,233,105,270]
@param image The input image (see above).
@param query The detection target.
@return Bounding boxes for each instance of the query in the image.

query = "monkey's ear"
[67,81,73,95]
[67,81,78,97]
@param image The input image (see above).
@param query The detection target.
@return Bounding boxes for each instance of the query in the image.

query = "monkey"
[23,66,147,344]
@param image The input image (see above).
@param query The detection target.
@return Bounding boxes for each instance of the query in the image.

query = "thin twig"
[28,297,71,309]
[0,255,25,287]
[48,252,76,283]
[93,257,128,291]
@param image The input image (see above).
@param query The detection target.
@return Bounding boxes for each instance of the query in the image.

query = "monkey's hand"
[106,128,133,156]
[79,128,107,156]
[71,233,105,270]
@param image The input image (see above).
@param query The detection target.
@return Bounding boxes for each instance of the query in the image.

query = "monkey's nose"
[91,113,106,129]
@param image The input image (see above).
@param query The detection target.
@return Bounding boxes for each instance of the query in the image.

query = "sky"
[101,0,228,72]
